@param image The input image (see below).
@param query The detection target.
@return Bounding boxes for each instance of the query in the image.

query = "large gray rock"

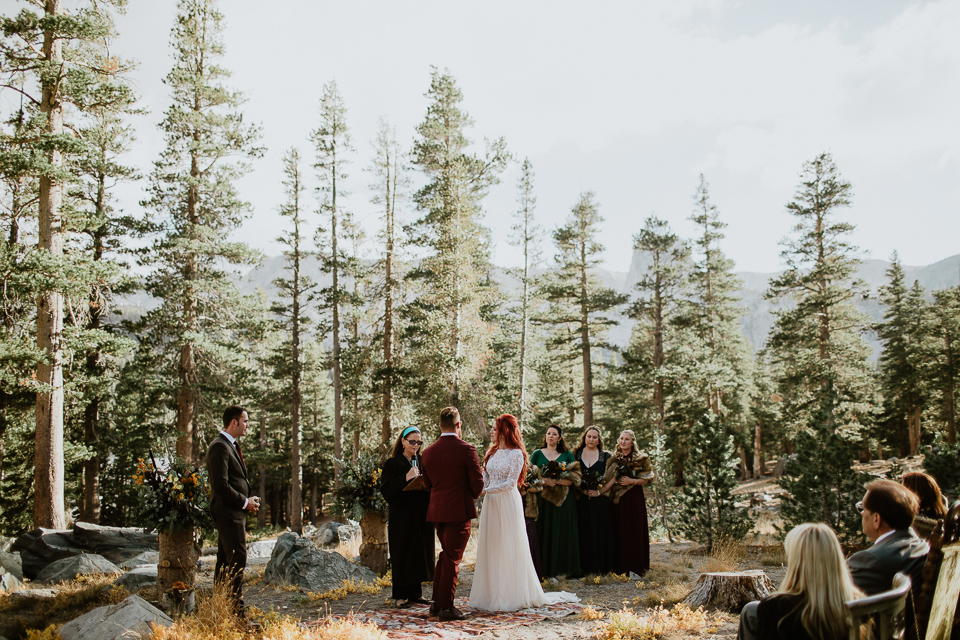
[0,535,13,552]
[71,522,159,565]
[114,565,158,592]
[12,524,158,579]
[59,594,172,640]
[0,550,22,592]
[37,553,121,582]
[119,551,159,570]
[9,588,58,601]
[264,532,377,593]
[247,538,277,558]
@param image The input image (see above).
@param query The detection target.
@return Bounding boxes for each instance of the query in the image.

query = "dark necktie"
[234,441,245,466]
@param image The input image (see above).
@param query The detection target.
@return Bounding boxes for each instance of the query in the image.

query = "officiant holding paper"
[380,426,435,608]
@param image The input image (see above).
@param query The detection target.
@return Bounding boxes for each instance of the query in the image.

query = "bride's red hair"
[482,414,529,490]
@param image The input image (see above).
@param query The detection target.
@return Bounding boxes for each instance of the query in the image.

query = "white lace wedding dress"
[468,448,580,611]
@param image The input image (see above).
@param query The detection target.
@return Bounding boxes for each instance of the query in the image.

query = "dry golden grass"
[637,582,690,608]
[335,527,362,560]
[693,537,746,573]
[760,545,786,567]
[541,575,579,592]
[304,578,381,601]
[582,573,631,586]
[149,583,387,640]
[0,575,127,639]
[594,604,724,640]
[578,605,606,620]
[642,562,682,586]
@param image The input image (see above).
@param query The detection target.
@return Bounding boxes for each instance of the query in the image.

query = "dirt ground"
[196,536,788,640]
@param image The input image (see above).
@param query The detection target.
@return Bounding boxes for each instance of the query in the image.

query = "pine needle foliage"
[677,413,751,551]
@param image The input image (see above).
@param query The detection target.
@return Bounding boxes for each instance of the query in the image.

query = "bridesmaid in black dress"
[574,426,617,575]
[380,427,435,608]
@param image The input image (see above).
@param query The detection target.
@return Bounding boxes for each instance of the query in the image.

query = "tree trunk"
[34,0,66,530]
[258,414,267,529]
[683,570,774,614]
[310,474,318,526]
[358,510,389,575]
[944,331,956,444]
[753,422,762,477]
[909,406,921,456]
[158,527,199,616]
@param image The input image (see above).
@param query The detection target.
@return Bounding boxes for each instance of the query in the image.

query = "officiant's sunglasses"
[856,501,865,514]
[404,438,422,446]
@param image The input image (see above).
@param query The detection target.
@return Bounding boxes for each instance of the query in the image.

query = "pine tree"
[312,80,354,481]
[270,148,316,534]
[140,0,262,463]
[69,27,141,523]
[507,159,542,425]
[778,395,871,543]
[765,153,878,437]
[928,287,960,443]
[537,192,626,428]
[669,177,757,478]
[367,119,407,451]
[875,255,928,455]
[1,0,134,527]
[406,68,509,411]
[628,215,691,435]
[677,413,751,551]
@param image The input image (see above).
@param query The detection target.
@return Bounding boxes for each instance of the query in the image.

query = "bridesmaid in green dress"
[530,425,582,578]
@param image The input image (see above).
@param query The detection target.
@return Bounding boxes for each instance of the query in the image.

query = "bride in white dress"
[469,414,579,612]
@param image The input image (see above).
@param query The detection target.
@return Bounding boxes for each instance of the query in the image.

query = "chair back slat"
[847,573,911,640]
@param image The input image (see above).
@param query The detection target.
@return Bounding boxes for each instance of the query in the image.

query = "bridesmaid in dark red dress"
[602,429,654,577]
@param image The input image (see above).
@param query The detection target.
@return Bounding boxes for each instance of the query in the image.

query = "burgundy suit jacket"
[421,434,484,523]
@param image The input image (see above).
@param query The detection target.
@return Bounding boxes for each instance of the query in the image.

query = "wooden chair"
[847,572,911,640]
[912,500,960,640]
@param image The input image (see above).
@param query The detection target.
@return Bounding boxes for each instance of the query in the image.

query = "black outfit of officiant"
[380,453,435,601]
[575,449,617,575]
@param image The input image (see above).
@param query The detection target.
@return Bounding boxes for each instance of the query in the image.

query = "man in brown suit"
[207,405,260,619]
[421,407,484,621]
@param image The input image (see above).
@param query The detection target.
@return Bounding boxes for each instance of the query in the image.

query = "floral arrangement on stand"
[132,453,213,534]
[331,453,387,521]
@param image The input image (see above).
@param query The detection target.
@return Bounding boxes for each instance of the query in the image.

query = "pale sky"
[3,0,958,274]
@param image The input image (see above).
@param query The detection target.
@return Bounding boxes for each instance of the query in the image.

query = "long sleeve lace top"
[482,448,524,495]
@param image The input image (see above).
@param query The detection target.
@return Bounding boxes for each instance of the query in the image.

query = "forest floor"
[217,537,788,639]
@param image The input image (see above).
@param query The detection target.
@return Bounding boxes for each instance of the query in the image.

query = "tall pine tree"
[406,68,509,415]
[140,0,262,463]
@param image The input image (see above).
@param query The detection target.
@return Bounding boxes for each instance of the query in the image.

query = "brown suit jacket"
[207,433,250,522]
[421,434,484,523]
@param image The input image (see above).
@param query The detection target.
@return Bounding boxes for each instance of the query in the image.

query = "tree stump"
[682,570,774,613]
[157,528,199,616]
[358,511,388,575]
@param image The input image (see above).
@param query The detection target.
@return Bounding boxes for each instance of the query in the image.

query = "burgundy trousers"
[432,520,472,609]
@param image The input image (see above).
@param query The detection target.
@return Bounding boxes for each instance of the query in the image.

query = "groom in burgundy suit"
[421,406,484,621]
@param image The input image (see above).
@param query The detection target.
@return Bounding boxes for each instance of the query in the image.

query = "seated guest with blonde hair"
[848,479,929,595]
[738,523,863,640]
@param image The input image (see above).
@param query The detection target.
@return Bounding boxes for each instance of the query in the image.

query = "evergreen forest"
[1,0,958,543]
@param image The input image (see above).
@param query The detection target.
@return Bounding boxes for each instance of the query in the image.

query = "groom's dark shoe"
[438,607,467,622]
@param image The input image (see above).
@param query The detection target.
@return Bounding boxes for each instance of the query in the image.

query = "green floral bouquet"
[132,454,214,534]
[331,453,387,521]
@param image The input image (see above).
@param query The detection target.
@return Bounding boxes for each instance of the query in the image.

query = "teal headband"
[401,426,421,439]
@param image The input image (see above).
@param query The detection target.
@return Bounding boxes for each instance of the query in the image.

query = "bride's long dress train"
[468,448,579,611]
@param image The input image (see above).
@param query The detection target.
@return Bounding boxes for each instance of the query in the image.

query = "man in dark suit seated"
[848,478,929,595]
